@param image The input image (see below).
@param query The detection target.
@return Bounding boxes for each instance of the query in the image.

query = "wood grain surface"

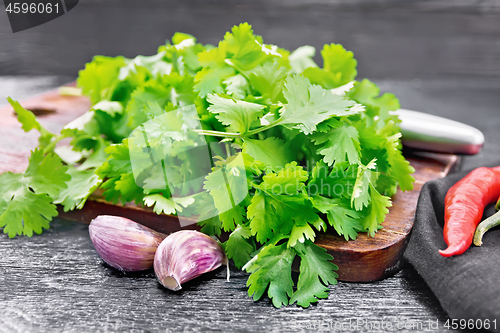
[1,1,500,81]
[0,218,452,333]
[0,86,459,283]
[9,75,500,332]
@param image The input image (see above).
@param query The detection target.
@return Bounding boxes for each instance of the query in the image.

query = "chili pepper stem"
[495,196,500,211]
[473,210,500,246]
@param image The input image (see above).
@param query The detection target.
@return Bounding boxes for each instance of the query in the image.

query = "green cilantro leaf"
[242,137,294,169]
[248,61,288,102]
[112,173,145,204]
[386,133,415,192]
[303,43,357,89]
[312,195,364,240]
[288,46,318,74]
[311,123,361,166]
[207,94,266,133]
[158,32,205,75]
[288,222,316,247]
[54,145,85,166]
[77,55,127,104]
[97,140,144,204]
[289,240,339,307]
[243,242,295,307]
[159,73,197,107]
[62,112,101,139]
[204,153,249,231]
[143,194,194,215]
[260,161,308,191]
[0,188,56,238]
[279,75,359,135]
[125,81,171,129]
[218,204,246,232]
[0,149,69,237]
[91,100,124,117]
[224,224,255,268]
[223,74,250,100]
[223,22,274,71]
[321,44,357,83]
[24,148,70,198]
[119,52,173,80]
[194,42,235,97]
[347,79,400,126]
[355,121,390,171]
[96,140,133,178]
[375,173,399,197]
[8,97,55,148]
[307,161,357,199]
[351,158,378,211]
[54,167,101,212]
[248,163,318,243]
[195,23,280,97]
[76,137,110,171]
[125,72,196,130]
[142,101,167,119]
[198,214,223,237]
[362,183,392,236]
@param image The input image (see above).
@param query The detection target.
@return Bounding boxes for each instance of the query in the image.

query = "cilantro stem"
[195,118,283,139]
[245,118,283,136]
[194,129,242,138]
[58,86,82,97]
[224,59,250,81]
[42,135,65,155]
[224,142,232,157]
[249,181,260,188]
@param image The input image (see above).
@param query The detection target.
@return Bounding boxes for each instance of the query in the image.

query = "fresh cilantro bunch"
[1,23,415,308]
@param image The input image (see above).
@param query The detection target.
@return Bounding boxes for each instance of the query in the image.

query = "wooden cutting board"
[0,86,459,282]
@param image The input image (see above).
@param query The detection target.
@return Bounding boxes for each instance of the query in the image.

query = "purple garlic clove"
[89,215,167,272]
[154,230,229,291]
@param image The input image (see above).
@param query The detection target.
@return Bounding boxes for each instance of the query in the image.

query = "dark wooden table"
[1,76,499,332]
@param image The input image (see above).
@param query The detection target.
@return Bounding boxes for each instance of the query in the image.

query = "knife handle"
[394,109,484,155]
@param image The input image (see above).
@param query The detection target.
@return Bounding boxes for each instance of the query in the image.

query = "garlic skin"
[154,230,228,291]
[89,215,166,272]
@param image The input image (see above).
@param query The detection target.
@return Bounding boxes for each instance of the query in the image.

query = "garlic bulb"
[154,230,228,290]
[89,215,166,272]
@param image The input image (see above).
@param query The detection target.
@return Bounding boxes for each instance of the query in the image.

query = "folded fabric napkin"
[404,166,500,330]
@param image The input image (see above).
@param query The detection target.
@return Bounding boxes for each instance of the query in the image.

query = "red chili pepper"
[439,166,500,257]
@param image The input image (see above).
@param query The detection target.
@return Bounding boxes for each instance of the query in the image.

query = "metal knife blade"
[394,109,485,155]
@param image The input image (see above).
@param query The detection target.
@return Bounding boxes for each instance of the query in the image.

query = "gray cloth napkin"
[404,166,500,331]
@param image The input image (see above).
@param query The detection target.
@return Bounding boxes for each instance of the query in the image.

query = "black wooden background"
[0,0,500,80]
[1,1,500,332]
